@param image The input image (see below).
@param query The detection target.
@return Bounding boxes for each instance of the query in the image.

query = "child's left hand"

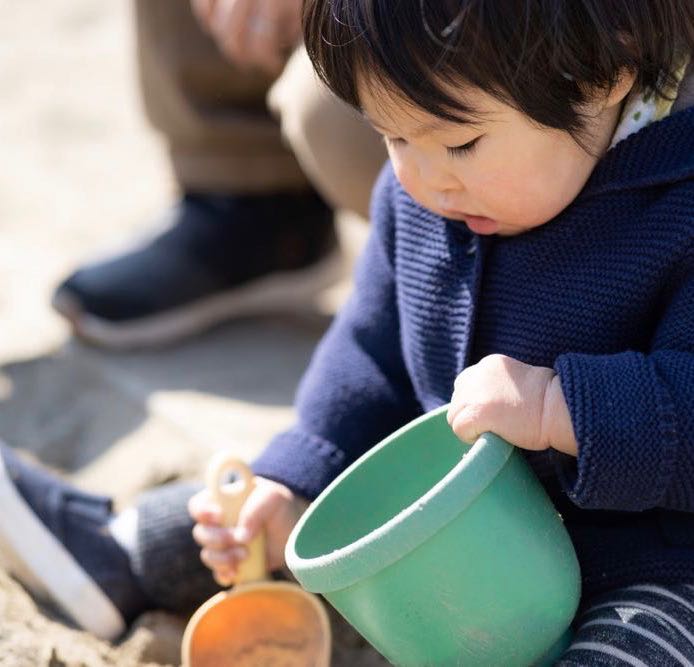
[447,354,577,456]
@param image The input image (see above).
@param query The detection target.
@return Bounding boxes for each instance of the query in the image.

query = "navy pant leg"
[556,583,694,666]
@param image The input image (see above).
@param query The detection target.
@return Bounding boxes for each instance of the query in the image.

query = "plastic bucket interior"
[285,405,580,666]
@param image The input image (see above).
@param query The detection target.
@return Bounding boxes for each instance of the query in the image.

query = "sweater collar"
[609,56,691,149]
[582,107,694,198]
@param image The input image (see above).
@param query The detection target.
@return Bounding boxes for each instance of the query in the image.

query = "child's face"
[360,80,627,236]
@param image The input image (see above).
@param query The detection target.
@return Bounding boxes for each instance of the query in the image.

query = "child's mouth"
[444,211,499,235]
[462,215,499,235]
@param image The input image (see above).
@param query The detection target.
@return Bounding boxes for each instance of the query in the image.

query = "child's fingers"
[213,568,236,588]
[188,490,223,525]
[233,485,284,544]
[446,400,463,426]
[192,523,235,550]
[449,403,485,445]
[200,546,249,572]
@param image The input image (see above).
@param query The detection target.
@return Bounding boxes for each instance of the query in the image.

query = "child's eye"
[446,136,481,158]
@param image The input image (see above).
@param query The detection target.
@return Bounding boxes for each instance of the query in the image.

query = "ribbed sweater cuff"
[251,428,347,500]
[553,351,678,510]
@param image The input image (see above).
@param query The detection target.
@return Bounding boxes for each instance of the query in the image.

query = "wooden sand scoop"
[182,453,331,667]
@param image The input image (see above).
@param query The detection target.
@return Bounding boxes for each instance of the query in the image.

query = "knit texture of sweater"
[253,108,694,597]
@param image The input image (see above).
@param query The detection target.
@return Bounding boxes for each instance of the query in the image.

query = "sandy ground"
[0,2,386,665]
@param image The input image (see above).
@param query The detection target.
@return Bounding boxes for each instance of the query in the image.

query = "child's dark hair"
[304,0,694,146]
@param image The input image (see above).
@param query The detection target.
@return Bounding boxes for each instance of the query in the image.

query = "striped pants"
[557,583,694,666]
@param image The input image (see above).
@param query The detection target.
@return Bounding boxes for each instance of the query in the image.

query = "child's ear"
[603,68,638,109]
[580,69,637,114]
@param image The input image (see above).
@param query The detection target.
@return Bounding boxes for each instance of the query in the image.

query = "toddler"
[251,0,694,662]
[1,2,693,663]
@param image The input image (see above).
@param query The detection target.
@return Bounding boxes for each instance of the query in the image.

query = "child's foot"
[0,442,151,639]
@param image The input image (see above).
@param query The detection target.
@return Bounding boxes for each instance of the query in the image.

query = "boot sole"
[0,453,126,639]
[53,248,345,350]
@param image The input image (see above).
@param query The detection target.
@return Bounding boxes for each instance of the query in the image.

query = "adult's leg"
[557,583,694,665]
[52,2,339,348]
[268,47,387,220]
[135,0,307,193]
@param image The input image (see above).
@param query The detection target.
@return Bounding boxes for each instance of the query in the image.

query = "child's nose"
[414,153,457,192]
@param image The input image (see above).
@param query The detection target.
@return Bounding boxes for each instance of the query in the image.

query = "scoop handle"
[206,451,267,585]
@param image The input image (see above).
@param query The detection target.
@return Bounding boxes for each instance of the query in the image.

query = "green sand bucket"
[285,405,580,666]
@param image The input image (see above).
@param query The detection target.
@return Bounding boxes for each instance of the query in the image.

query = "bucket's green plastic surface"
[285,405,580,666]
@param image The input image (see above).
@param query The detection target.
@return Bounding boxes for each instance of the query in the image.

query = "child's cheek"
[391,160,426,208]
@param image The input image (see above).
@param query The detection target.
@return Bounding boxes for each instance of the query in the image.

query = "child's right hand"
[188,476,309,586]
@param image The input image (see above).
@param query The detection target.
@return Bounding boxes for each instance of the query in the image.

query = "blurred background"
[0,2,371,665]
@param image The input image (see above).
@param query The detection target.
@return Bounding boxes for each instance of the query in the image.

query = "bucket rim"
[285,405,515,593]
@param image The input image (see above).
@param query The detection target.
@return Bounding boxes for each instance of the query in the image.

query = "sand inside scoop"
[187,587,328,667]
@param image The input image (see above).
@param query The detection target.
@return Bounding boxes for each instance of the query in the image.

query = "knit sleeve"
[251,165,421,499]
[553,243,694,511]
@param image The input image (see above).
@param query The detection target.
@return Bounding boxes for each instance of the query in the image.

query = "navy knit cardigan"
[254,108,694,597]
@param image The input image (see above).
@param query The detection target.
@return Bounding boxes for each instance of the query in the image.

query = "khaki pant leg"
[134,0,309,193]
[268,47,387,219]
